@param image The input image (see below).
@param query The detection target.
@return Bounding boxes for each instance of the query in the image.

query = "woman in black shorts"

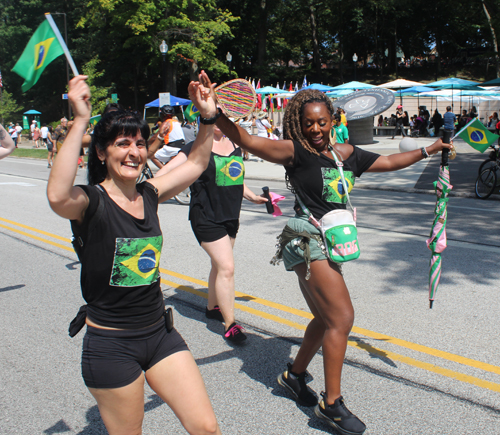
[200,71,452,435]
[47,75,221,434]
[157,116,266,343]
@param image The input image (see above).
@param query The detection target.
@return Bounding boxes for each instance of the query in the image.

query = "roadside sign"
[159,92,171,107]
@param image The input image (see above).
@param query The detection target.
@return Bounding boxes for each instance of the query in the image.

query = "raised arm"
[0,125,15,159]
[148,75,216,202]
[367,138,453,172]
[47,76,91,222]
[199,71,295,166]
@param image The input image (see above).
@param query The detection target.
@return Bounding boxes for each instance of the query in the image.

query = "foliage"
[81,57,112,116]
[0,90,22,124]
[1,0,499,124]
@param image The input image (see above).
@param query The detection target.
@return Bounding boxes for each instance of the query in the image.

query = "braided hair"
[282,89,335,156]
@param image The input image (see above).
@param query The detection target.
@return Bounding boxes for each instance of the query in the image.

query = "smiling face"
[300,102,333,151]
[98,132,147,182]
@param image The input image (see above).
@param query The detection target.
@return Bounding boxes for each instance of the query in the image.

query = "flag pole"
[44,13,79,77]
[450,117,477,141]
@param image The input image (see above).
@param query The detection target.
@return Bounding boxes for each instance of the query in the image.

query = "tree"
[81,57,112,116]
[0,90,22,125]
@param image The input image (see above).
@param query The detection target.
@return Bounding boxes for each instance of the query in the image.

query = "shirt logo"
[34,38,56,70]
[214,155,245,186]
[110,236,163,287]
[322,167,354,203]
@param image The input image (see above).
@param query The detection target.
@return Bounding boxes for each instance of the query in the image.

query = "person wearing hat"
[391,105,406,139]
[148,105,186,169]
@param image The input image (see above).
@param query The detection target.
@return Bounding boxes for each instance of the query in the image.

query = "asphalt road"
[1,157,499,435]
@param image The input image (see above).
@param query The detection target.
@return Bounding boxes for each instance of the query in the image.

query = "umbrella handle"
[441,149,449,166]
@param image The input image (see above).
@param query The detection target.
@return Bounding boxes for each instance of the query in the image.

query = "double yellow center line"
[1,216,499,394]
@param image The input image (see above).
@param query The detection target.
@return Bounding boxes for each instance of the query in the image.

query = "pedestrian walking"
[391,105,406,139]
[156,114,267,343]
[46,75,221,435]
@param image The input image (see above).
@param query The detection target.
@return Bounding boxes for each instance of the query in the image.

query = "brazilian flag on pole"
[457,118,499,153]
[12,19,65,92]
[183,102,199,123]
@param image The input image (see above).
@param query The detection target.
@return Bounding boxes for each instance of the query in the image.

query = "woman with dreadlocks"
[200,72,451,435]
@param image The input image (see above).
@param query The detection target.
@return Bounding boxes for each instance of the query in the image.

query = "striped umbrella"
[426,151,453,308]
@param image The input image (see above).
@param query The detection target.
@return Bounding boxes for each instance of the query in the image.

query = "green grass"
[11,148,48,159]
[11,148,88,162]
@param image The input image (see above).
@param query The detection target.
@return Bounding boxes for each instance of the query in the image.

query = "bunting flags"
[256,79,262,109]
[295,82,299,92]
[302,75,308,89]
[276,83,281,110]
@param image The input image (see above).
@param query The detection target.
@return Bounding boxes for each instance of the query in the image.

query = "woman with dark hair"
[200,71,452,435]
[47,75,221,435]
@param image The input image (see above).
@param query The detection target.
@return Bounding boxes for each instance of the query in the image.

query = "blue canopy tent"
[255,86,289,94]
[143,95,192,120]
[145,96,192,107]
[426,78,481,112]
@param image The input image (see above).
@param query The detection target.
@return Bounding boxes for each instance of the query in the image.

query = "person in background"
[15,123,22,144]
[238,114,254,160]
[41,123,49,149]
[442,106,456,143]
[8,123,18,148]
[156,115,267,343]
[377,115,384,127]
[391,105,406,139]
[403,111,410,126]
[33,123,41,148]
[431,109,443,137]
[333,113,349,144]
[488,112,499,128]
[46,126,56,167]
[53,118,69,154]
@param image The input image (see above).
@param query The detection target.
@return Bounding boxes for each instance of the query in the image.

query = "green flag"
[183,102,199,123]
[12,20,65,92]
[457,118,499,153]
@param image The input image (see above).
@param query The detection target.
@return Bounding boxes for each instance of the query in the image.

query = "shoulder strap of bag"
[329,147,356,220]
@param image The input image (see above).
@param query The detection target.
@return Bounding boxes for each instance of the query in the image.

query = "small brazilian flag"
[183,102,199,123]
[110,236,163,287]
[457,118,499,153]
[214,155,244,186]
[12,20,65,92]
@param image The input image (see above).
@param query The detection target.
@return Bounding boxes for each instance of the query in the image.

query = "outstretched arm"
[47,76,92,222]
[148,74,216,202]
[0,125,15,159]
[243,183,267,204]
[199,71,295,166]
[367,138,453,172]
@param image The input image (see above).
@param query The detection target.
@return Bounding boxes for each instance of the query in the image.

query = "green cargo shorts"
[281,214,328,271]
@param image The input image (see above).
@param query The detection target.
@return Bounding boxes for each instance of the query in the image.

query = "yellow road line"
[0,217,72,243]
[2,220,500,392]
[160,268,500,378]
[162,278,500,393]
[0,223,74,252]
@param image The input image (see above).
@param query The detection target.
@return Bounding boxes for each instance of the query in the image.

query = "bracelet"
[199,107,222,125]
[421,147,430,159]
[157,134,164,141]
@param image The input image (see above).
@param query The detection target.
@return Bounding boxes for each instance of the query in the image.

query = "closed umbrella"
[426,150,452,308]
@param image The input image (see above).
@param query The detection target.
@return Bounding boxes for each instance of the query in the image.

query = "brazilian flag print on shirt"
[110,236,163,287]
[322,167,355,204]
[214,155,245,186]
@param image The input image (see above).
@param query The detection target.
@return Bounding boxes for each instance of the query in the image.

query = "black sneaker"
[205,305,224,322]
[314,393,366,435]
[277,363,317,407]
[224,322,247,343]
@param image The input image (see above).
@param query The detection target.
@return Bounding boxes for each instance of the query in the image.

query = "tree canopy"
[0,0,499,123]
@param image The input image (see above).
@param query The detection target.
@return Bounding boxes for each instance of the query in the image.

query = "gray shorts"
[281,214,328,271]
